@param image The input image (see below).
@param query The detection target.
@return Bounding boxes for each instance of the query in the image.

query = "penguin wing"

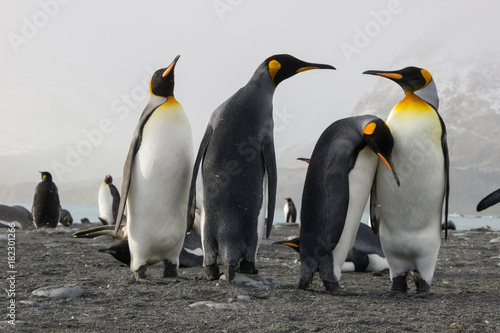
[262,141,277,238]
[109,184,120,222]
[114,104,160,234]
[477,188,500,212]
[323,153,350,252]
[439,115,450,240]
[369,173,380,234]
[187,124,213,232]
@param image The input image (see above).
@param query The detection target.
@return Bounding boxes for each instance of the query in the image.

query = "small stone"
[32,284,84,299]
[0,235,8,241]
[20,300,44,307]
[189,301,246,310]
[490,238,500,243]
[237,295,251,301]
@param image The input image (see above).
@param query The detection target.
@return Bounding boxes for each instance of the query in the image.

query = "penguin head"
[149,55,180,98]
[273,237,301,253]
[39,171,52,181]
[363,66,439,110]
[265,54,335,86]
[103,175,113,185]
[284,198,293,203]
[361,119,400,186]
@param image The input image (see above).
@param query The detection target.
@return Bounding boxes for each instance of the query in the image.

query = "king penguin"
[187,54,334,282]
[114,55,194,283]
[32,171,61,228]
[298,115,399,295]
[284,198,297,223]
[98,175,120,225]
[363,67,449,297]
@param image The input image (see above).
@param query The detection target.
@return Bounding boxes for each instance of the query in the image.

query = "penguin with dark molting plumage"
[284,198,297,223]
[98,175,120,225]
[113,55,194,283]
[32,171,61,228]
[298,115,399,295]
[363,66,449,297]
[187,54,335,282]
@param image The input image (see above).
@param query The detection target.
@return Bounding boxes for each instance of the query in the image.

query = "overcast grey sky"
[1,1,498,184]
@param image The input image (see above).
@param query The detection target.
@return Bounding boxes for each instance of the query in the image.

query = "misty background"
[1,1,500,216]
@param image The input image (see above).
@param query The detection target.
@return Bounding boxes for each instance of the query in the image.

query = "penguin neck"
[393,92,434,114]
[147,94,179,107]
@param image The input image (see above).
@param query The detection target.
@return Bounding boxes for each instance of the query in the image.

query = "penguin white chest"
[98,184,114,224]
[127,102,194,269]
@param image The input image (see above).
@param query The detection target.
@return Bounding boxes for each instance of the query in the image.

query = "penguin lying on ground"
[298,115,398,295]
[60,209,73,226]
[274,223,389,273]
[364,67,449,297]
[113,55,195,283]
[0,205,32,229]
[32,171,61,228]
[187,54,335,282]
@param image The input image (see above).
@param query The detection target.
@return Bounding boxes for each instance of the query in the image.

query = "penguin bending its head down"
[298,115,398,295]
[187,54,335,282]
[32,171,61,228]
[114,55,194,283]
[284,198,297,223]
[98,175,120,225]
[363,67,449,297]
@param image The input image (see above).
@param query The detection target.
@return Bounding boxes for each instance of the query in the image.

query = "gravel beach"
[1,222,499,332]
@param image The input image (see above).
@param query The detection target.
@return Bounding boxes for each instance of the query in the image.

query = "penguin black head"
[361,119,400,186]
[104,175,113,184]
[149,55,180,98]
[363,66,438,110]
[39,171,52,181]
[284,198,293,203]
[265,54,335,86]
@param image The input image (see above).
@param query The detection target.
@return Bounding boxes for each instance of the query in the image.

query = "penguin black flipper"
[323,152,350,252]
[369,174,380,234]
[477,188,500,212]
[262,142,277,238]
[109,183,120,224]
[114,102,162,235]
[439,115,450,240]
[187,125,213,231]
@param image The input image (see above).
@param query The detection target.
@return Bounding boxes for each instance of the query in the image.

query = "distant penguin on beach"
[32,171,61,228]
[98,175,120,225]
[284,198,297,223]
[60,209,73,226]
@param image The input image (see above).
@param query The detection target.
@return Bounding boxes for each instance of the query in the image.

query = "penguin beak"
[362,70,402,80]
[377,153,400,186]
[162,55,181,77]
[297,63,335,73]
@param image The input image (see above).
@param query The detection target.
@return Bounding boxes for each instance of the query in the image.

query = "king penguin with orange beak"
[363,67,449,297]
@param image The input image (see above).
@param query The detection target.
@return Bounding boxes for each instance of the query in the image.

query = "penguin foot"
[203,263,221,281]
[238,260,258,275]
[224,264,238,282]
[163,260,178,278]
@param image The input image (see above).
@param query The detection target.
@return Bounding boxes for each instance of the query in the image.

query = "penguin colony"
[31,54,452,298]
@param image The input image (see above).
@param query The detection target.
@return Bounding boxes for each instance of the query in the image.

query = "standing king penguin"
[188,54,335,281]
[32,171,61,228]
[363,67,449,297]
[298,115,399,295]
[284,198,297,223]
[114,55,194,283]
[98,175,120,225]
